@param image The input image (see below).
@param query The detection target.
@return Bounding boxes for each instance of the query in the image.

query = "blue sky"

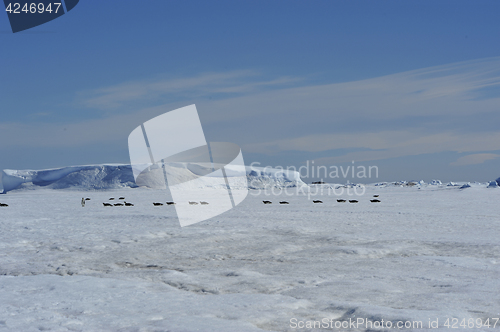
[1,0,500,185]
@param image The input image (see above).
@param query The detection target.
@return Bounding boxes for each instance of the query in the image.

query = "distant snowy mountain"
[1,164,306,193]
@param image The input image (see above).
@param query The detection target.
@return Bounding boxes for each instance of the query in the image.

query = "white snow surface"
[1,184,500,331]
[1,164,305,193]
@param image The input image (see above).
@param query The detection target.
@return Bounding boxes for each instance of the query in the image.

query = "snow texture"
[1,183,500,331]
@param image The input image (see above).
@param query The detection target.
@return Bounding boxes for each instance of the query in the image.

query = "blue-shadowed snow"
[487,180,499,188]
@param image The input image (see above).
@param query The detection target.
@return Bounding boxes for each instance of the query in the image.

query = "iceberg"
[487,180,498,188]
[1,165,137,193]
[1,164,306,193]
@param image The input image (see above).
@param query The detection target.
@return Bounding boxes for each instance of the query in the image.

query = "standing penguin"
[81,198,86,207]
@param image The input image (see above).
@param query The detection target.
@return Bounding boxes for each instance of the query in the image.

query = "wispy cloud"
[2,57,500,170]
[199,56,500,128]
[243,131,500,164]
[81,71,301,109]
[450,153,500,166]
[0,102,186,148]
[26,112,52,120]
[199,57,500,162]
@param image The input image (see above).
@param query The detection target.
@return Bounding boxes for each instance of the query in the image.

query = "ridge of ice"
[1,164,306,193]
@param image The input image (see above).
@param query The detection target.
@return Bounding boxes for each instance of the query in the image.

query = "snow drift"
[1,164,306,193]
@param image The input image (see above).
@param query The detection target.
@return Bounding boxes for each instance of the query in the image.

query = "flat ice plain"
[1,185,499,331]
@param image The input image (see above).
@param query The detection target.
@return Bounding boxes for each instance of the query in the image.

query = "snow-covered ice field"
[1,185,500,331]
